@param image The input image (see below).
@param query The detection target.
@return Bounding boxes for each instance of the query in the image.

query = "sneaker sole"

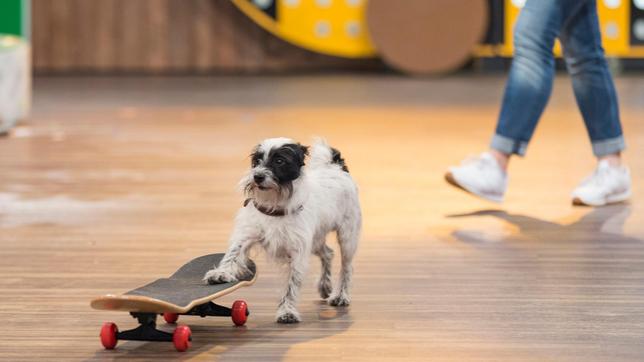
[444,171,503,203]
[572,190,631,207]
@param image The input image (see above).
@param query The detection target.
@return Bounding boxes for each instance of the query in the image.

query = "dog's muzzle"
[253,172,272,190]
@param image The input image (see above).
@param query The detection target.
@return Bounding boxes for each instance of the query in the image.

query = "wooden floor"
[1,75,644,361]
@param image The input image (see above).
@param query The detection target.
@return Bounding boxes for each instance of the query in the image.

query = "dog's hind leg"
[329,222,359,307]
[314,242,334,299]
[276,253,308,323]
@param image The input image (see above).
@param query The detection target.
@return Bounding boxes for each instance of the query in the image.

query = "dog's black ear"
[298,144,309,157]
[294,144,308,167]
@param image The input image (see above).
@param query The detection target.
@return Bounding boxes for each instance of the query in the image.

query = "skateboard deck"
[91,253,256,314]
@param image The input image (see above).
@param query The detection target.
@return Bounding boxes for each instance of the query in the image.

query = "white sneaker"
[445,152,508,203]
[572,160,631,206]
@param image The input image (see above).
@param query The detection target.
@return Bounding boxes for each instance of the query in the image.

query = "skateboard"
[91,253,256,352]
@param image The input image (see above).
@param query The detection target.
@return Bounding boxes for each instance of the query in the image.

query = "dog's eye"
[275,157,285,165]
[252,159,260,167]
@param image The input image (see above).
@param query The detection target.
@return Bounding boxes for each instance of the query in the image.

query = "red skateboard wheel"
[100,322,118,350]
[172,325,192,352]
[231,300,248,326]
[163,313,179,324]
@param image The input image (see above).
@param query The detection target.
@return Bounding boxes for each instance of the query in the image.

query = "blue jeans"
[491,0,625,157]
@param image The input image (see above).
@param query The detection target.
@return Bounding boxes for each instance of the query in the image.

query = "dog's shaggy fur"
[203,137,361,323]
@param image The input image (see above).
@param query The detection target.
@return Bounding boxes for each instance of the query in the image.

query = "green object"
[0,0,29,39]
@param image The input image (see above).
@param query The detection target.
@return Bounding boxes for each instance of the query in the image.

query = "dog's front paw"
[203,268,238,284]
[328,294,351,307]
[276,311,301,324]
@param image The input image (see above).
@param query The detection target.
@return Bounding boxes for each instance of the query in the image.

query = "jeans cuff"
[592,136,626,157]
[490,134,528,156]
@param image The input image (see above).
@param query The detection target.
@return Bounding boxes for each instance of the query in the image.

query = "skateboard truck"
[120,313,180,343]
[185,301,250,318]
[163,300,249,324]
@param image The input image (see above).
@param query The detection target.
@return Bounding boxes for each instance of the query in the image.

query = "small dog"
[203,137,361,323]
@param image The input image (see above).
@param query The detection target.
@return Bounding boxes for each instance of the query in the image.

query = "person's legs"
[446,0,629,205]
[559,0,630,206]
[490,0,563,160]
[559,0,625,160]
[444,0,564,203]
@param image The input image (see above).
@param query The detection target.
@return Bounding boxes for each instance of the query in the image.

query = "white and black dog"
[203,137,361,323]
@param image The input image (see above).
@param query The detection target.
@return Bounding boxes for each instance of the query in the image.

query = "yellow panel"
[477,0,640,58]
[232,0,376,58]
[597,1,629,56]
[235,0,642,61]
[500,0,520,57]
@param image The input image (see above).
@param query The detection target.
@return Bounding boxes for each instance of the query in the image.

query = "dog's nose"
[254,174,265,184]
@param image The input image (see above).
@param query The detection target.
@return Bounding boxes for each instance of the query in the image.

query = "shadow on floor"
[446,204,639,246]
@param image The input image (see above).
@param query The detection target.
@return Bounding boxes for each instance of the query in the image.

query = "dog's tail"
[309,138,349,172]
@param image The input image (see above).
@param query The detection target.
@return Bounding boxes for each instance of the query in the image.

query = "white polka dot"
[284,0,299,6]
[345,0,361,6]
[605,21,619,39]
[316,0,332,8]
[252,0,273,9]
[635,0,644,10]
[634,19,644,40]
[511,0,526,8]
[315,21,331,37]
[603,0,621,9]
[345,21,360,38]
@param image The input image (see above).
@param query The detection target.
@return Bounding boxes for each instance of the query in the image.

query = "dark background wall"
[32,0,381,74]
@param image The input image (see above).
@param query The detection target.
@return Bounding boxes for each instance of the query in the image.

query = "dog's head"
[242,138,309,200]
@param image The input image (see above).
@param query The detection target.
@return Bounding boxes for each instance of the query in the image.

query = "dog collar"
[244,199,303,217]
